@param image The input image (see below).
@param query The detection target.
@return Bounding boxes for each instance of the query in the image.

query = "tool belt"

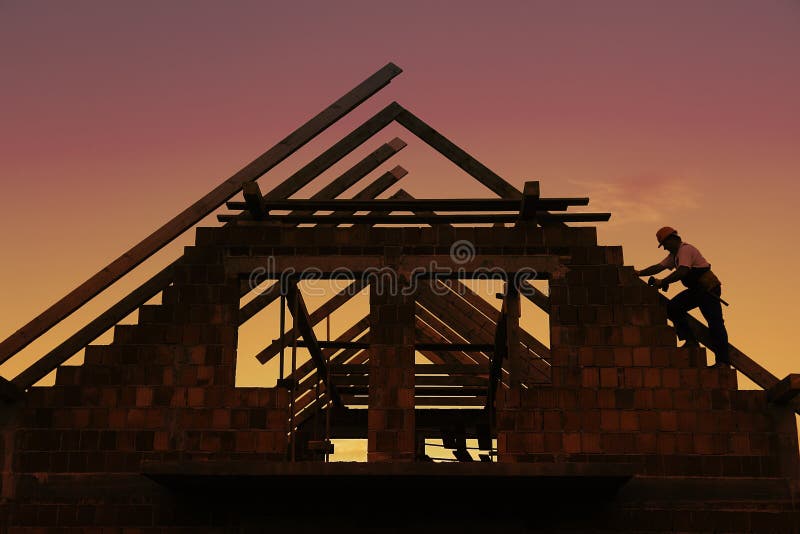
[683,267,721,291]
[697,270,721,291]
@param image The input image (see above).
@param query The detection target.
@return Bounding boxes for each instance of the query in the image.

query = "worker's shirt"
[658,242,711,288]
[658,242,710,271]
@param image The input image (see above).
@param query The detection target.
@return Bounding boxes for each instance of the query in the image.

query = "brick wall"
[0,222,797,531]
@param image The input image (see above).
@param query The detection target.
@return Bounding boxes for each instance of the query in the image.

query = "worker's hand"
[633,269,641,277]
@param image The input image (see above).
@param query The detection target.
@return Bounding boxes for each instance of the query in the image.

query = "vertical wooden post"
[505,282,523,386]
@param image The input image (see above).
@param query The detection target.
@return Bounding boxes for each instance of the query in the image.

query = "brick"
[619,411,638,431]
[632,347,651,366]
[659,410,678,431]
[600,410,620,431]
[600,368,619,388]
[643,368,661,388]
[661,368,680,388]
[581,368,599,387]
[613,347,633,366]
[563,432,581,453]
[581,433,601,453]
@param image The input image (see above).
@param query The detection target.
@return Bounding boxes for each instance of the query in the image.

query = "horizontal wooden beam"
[340,395,486,407]
[218,212,610,224]
[332,364,487,375]
[332,375,488,386]
[226,197,588,212]
[291,340,494,352]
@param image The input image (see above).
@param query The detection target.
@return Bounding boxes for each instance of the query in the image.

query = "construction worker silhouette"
[635,227,730,369]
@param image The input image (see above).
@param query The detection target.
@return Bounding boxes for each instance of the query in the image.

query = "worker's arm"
[657,265,690,287]
[635,264,667,277]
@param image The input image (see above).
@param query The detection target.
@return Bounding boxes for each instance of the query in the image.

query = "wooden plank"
[341,395,486,407]
[333,375,488,387]
[416,343,495,352]
[220,212,610,223]
[332,364,487,375]
[338,386,486,396]
[766,374,800,404]
[242,181,266,220]
[227,197,587,212]
[12,264,175,389]
[394,106,522,199]
[520,181,540,219]
[285,281,341,407]
[0,62,402,365]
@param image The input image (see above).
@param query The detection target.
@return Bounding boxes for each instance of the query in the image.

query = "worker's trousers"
[666,285,730,364]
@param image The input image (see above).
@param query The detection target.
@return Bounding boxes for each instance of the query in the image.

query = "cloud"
[568,174,699,226]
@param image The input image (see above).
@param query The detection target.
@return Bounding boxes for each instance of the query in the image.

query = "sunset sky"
[1,0,799,404]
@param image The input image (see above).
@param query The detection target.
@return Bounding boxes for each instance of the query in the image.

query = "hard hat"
[656,226,678,247]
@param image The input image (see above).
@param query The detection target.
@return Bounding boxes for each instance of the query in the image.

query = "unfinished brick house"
[1,63,798,532]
